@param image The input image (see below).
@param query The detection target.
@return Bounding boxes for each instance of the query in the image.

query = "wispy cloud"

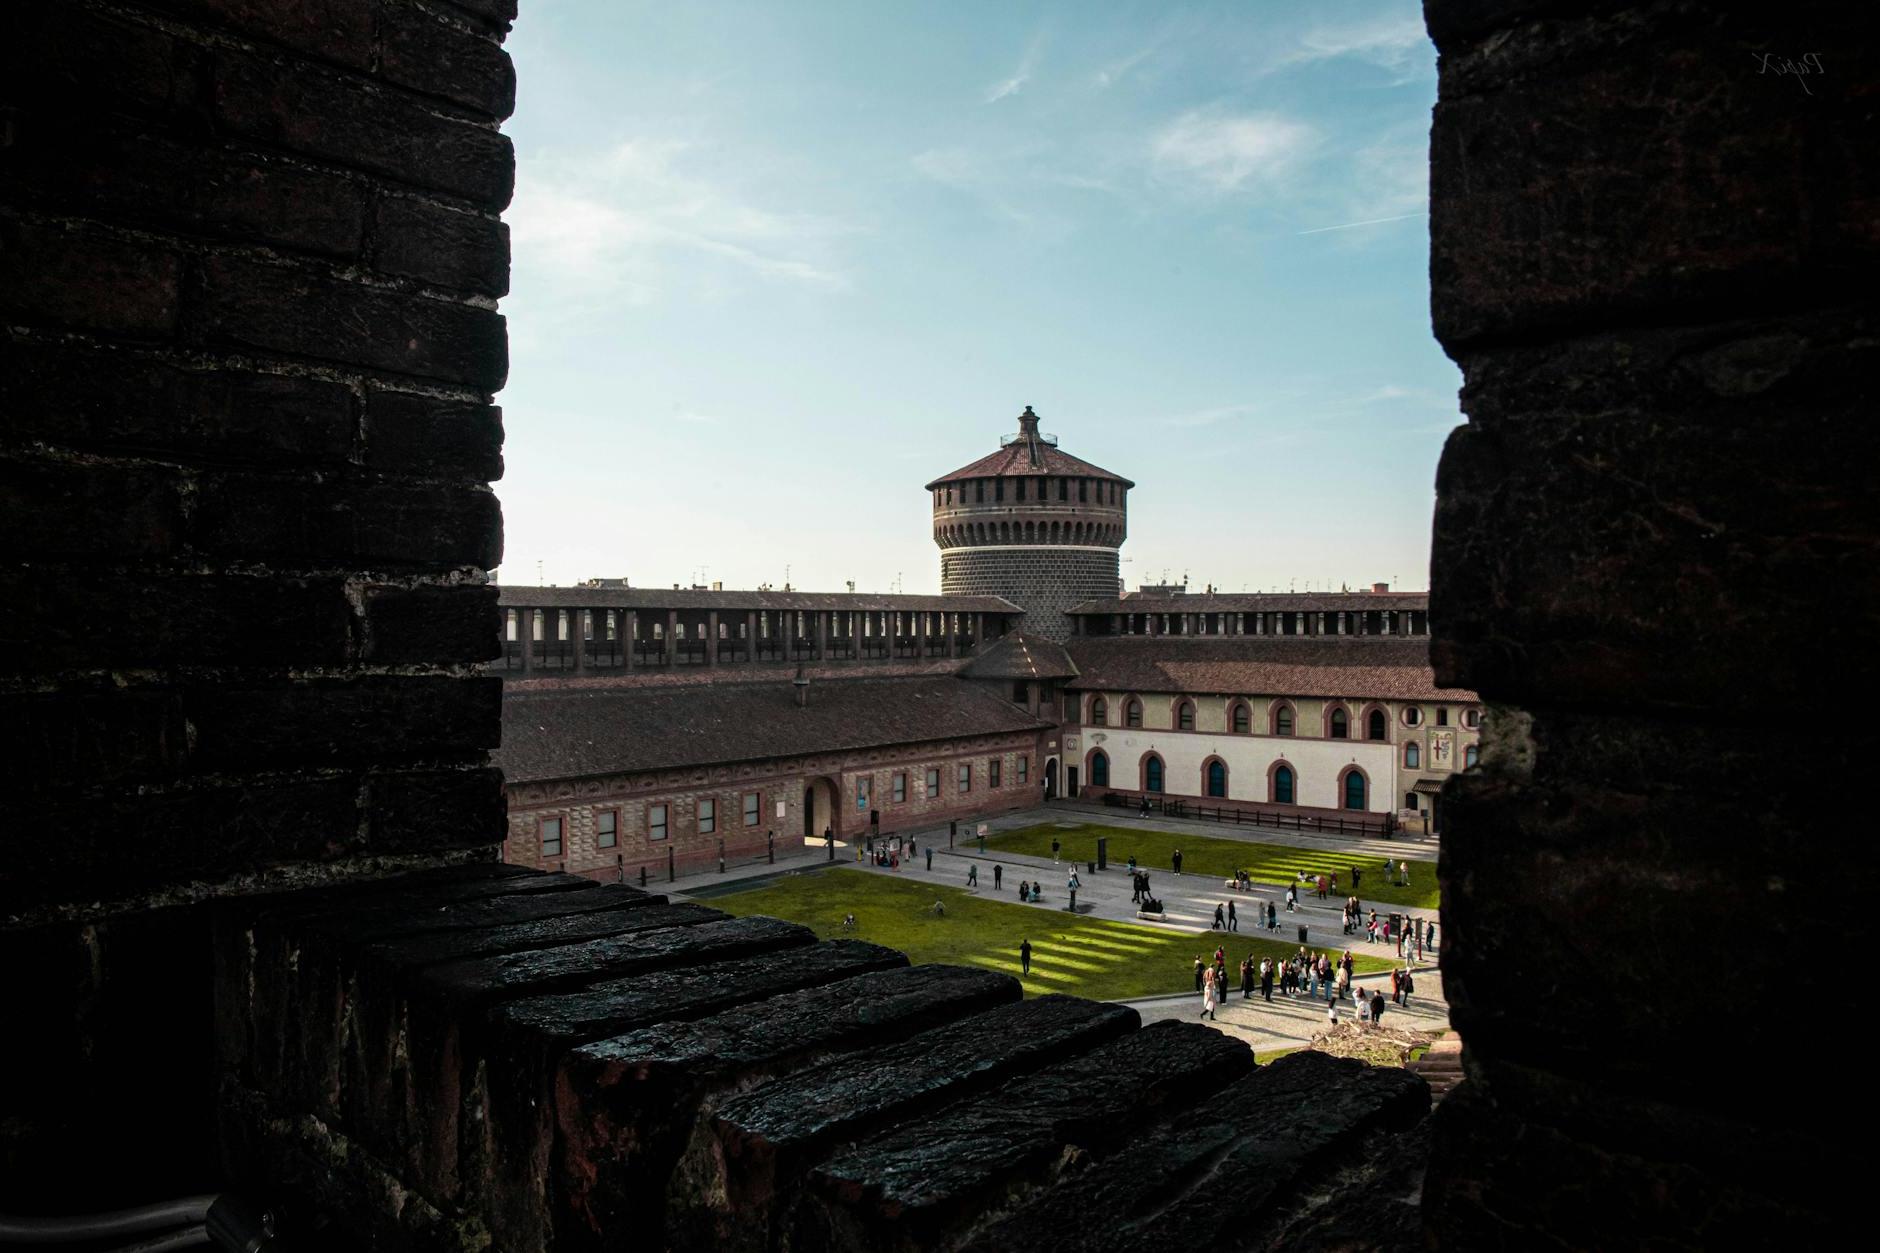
[985,33,1045,103]
[1278,11,1430,85]
[1094,43,1157,89]
[1151,109,1315,193]
[507,137,848,305]
[1161,403,1258,429]
[1296,211,1424,235]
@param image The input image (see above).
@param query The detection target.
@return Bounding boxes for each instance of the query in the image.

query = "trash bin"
[1088,860,1096,875]
[1296,925,1309,945]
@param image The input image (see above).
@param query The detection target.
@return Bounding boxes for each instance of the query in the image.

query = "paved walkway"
[1126,965,1447,1054]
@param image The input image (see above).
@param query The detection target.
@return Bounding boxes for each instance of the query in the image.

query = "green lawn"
[984,822,1440,911]
[711,867,1393,1001]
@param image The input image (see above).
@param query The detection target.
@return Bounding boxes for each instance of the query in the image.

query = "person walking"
[1240,957,1254,1000]
[1173,848,1184,875]
[1327,999,1340,1028]
[1351,865,1362,891]
[1200,966,1218,1021]
[1020,939,1032,977]
[1195,956,1205,992]
[1370,988,1387,1026]
[1402,967,1415,1008]
[1051,836,1061,864]
[1399,859,1410,887]
[967,863,978,887]
[1228,900,1238,932]
[1391,967,1403,1005]
[925,847,933,872]
[1267,900,1278,932]
[1260,957,1274,1002]
[1213,903,1226,930]
[994,864,1003,891]
[1285,885,1297,913]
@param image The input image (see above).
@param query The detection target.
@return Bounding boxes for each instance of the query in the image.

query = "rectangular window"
[1016,478,1026,501]
[699,798,715,834]
[596,809,617,849]
[995,479,1005,501]
[925,767,940,795]
[989,758,1002,787]
[743,792,760,826]
[541,816,563,858]
[1437,707,1450,726]
[958,763,972,794]
[649,804,668,841]
[893,772,907,803]
[1017,756,1029,784]
[1012,679,1028,704]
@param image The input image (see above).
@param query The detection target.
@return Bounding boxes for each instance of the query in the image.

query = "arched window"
[1462,708,1482,729]
[1329,707,1349,739]
[1273,703,1295,736]
[1465,744,1480,768]
[1143,754,1164,793]
[1230,702,1251,734]
[1126,699,1143,728]
[1403,706,1423,727]
[1089,696,1108,725]
[1405,791,1420,810]
[1176,700,1195,731]
[1272,764,1295,805]
[1404,741,1420,769]
[1367,709,1387,741]
[1089,750,1109,788]
[1342,769,1367,810]
[1205,759,1227,798]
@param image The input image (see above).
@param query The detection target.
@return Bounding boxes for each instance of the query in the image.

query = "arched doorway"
[801,776,837,841]
[1045,756,1059,800]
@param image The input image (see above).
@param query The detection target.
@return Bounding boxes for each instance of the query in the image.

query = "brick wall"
[1422,0,1873,1242]
[505,732,1047,881]
[940,547,1121,640]
[1,0,513,1208]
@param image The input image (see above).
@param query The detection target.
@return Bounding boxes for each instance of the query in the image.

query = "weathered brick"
[209,45,515,204]
[434,0,518,35]
[193,254,507,390]
[1,118,367,258]
[555,964,1020,1250]
[144,0,375,70]
[363,582,503,664]
[7,776,361,914]
[371,194,509,296]
[793,1021,1254,1252]
[0,454,186,559]
[186,675,501,769]
[476,940,909,1252]
[362,389,505,480]
[0,569,355,671]
[0,218,182,336]
[365,764,507,852]
[193,471,502,568]
[0,339,356,468]
[0,690,190,793]
[378,0,517,118]
[691,995,1138,1249]
[963,1052,1429,1253]
[1,2,182,115]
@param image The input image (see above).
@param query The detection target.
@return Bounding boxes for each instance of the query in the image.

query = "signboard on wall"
[1063,735,1080,752]
[775,800,786,819]
[1430,730,1456,771]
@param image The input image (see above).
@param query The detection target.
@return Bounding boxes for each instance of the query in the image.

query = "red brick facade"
[505,729,1046,881]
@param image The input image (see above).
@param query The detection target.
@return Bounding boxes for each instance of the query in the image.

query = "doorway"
[1044,756,1058,800]
[1067,765,1079,798]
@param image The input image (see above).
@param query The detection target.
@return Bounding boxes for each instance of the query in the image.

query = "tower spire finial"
[1017,405,1040,440]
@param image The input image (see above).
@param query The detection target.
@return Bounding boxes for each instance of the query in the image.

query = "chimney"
[1373,582,1390,593]
[793,667,810,708]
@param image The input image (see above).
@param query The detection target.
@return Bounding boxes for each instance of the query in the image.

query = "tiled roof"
[497,674,1052,783]
[1071,592,1428,614]
[1063,637,1477,702]
[960,633,1080,681]
[925,442,1134,490]
[495,587,1022,612]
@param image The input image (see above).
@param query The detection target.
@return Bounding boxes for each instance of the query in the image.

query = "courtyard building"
[497,408,1478,877]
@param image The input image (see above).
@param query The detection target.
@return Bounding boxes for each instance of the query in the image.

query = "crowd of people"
[1195,944,1419,1026]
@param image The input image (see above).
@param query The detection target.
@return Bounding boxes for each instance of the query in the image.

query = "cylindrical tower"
[927,406,1132,641]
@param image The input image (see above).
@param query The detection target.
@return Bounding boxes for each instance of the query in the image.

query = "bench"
[1136,910,1171,922]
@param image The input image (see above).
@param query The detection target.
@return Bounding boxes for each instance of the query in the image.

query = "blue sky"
[495,0,1455,594]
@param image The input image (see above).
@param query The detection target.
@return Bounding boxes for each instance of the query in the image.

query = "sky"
[494,0,1457,595]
